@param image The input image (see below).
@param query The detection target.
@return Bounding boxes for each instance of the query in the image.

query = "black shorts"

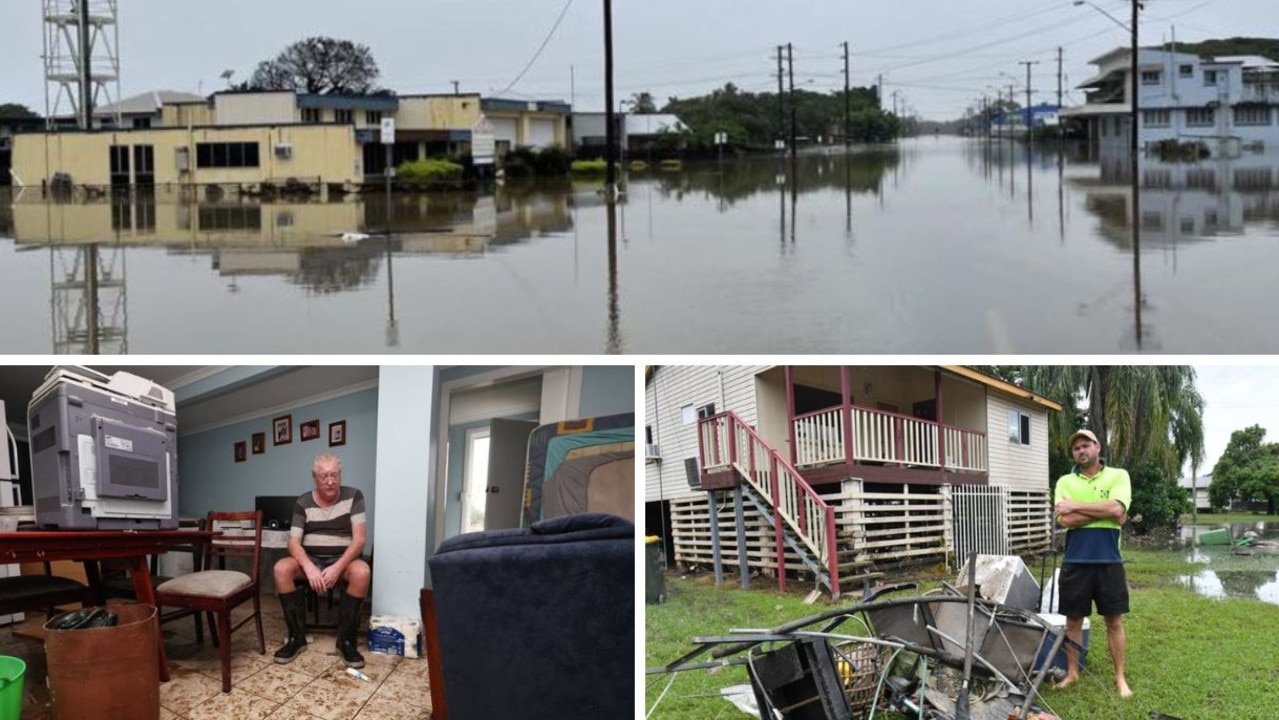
[1058,562,1130,617]
[307,554,342,571]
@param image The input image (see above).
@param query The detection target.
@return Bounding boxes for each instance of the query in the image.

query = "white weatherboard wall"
[645,365,768,503]
[985,391,1049,492]
[371,366,435,619]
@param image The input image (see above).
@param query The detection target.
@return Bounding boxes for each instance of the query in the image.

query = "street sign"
[380,118,396,145]
[471,116,497,166]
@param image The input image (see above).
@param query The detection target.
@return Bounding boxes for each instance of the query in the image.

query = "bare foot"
[1117,677,1133,698]
[1053,673,1079,690]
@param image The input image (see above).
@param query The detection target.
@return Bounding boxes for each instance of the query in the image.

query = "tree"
[630,91,658,114]
[246,37,381,95]
[1015,366,1205,531]
[0,103,39,120]
[1210,425,1279,513]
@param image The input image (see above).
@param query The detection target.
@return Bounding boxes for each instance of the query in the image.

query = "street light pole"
[603,0,617,199]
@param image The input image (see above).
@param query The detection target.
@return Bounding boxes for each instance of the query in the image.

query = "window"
[1141,70,1162,86]
[334,109,353,124]
[461,429,490,534]
[680,405,696,425]
[198,206,263,231]
[1203,70,1219,86]
[1179,64,1194,78]
[1234,105,1272,126]
[1185,107,1215,127]
[301,107,321,123]
[645,425,653,444]
[1007,410,1030,446]
[194,142,260,169]
[366,110,382,125]
[1142,109,1171,127]
[131,117,152,129]
[696,403,717,419]
[1141,211,1165,231]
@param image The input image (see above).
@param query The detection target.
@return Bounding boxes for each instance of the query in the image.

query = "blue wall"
[579,366,634,419]
[177,388,379,528]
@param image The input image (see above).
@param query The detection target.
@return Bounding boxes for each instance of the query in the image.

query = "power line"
[493,0,576,97]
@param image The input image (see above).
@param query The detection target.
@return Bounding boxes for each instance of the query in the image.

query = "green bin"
[646,536,666,604]
[0,655,25,720]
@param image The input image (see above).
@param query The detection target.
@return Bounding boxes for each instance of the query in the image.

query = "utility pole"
[1057,47,1064,112]
[77,0,92,128]
[603,0,617,198]
[451,80,460,95]
[1130,0,1143,348]
[787,42,796,155]
[1020,60,1040,144]
[842,41,851,150]
[777,46,786,151]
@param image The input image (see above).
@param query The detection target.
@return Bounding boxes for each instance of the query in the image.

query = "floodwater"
[1177,522,1279,605]
[2,135,1279,354]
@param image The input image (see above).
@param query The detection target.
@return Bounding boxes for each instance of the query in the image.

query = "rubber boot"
[273,589,308,664]
[336,592,365,669]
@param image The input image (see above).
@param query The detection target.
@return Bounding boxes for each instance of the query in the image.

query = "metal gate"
[950,484,1008,567]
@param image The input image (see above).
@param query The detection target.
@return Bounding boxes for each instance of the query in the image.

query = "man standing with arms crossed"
[1053,428,1133,698]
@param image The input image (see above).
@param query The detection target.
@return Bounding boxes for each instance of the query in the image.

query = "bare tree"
[247,37,381,95]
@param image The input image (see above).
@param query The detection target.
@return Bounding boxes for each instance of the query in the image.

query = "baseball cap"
[1068,428,1099,446]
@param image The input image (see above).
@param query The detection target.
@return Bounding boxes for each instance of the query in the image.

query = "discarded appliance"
[956,554,1041,612]
[28,367,179,530]
[650,563,1069,720]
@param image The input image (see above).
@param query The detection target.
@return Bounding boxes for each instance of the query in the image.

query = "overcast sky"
[1189,365,1279,479]
[2,0,1275,121]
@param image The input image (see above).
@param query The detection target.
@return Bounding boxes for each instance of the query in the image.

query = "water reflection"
[1177,523,1279,605]
[3,137,1279,354]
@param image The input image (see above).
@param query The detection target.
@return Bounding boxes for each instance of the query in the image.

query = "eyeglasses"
[315,471,341,482]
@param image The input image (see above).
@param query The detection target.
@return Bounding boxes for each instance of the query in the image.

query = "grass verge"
[646,547,1279,719]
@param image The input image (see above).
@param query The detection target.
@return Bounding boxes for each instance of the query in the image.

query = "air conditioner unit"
[684,457,701,490]
[274,143,293,160]
[645,443,662,462]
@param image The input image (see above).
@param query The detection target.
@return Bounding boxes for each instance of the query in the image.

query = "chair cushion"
[155,570,251,598]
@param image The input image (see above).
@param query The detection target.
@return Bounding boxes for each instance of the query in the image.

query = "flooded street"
[1179,522,1279,605]
[2,135,1278,354]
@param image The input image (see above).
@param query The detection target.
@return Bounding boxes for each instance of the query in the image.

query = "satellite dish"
[219,69,235,81]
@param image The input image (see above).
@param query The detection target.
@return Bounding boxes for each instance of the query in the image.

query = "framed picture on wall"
[234,441,247,463]
[300,419,320,442]
[251,432,266,455]
[273,415,293,446]
[328,420,346,447]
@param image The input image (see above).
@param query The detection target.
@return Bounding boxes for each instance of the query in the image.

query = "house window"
[301,107,321,123]
[1007,410,1030,446]
[366,110,382,125]
[1186,169,1216,189]
[1141,70,1162,86]
[1234,105,1272,126]
[194,142,260,169]
[131,117,152,129]
[645,425,653,444]
[1179,64,1194,78]
[1203,70,1219,86]
[1142,109,1171,127]
[680,405,696,425]
[697,403,717,419]
[197,206,262,231]
[335,109,354,124]
[1185,107,1215,127]
[1141,211,1165,231]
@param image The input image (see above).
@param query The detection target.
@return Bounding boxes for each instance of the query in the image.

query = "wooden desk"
[0,529,213,682]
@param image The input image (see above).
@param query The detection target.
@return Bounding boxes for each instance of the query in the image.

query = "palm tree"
[1018,366,1204,481]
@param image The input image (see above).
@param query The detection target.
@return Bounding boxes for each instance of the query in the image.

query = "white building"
[1064,47,1279,156]
[645,365,1059,597]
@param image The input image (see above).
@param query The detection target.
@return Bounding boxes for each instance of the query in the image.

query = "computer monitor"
[255,495,298,530]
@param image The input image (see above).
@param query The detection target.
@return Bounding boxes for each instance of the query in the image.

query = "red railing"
[699,411,839,597]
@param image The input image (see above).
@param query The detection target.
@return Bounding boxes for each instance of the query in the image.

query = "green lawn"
[1180,511,1278,524]
[646,548,1279,719]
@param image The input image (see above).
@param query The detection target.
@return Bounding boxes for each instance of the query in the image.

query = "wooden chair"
[0,562,94,620]
[96,519,208,641]
[154,510,265,693]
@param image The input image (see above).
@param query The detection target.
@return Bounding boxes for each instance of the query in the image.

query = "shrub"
[396,158,464,184]
[571,159,608,174]
[533,147,572,176]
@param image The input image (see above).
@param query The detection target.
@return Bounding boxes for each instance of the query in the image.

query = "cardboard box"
[367,615,421,658]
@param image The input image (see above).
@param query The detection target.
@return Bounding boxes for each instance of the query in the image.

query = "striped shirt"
[290,487,366,556]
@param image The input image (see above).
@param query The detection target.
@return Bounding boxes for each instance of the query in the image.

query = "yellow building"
[12,124,361,190]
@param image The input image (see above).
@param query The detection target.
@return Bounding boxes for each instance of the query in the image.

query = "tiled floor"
[2,602,431,720]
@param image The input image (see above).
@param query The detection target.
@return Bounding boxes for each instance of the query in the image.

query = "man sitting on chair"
[273,452,370,668]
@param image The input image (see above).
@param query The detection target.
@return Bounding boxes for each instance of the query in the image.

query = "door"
[483,419,538,530]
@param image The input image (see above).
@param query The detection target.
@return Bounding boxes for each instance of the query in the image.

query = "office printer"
[28,366,179,530]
